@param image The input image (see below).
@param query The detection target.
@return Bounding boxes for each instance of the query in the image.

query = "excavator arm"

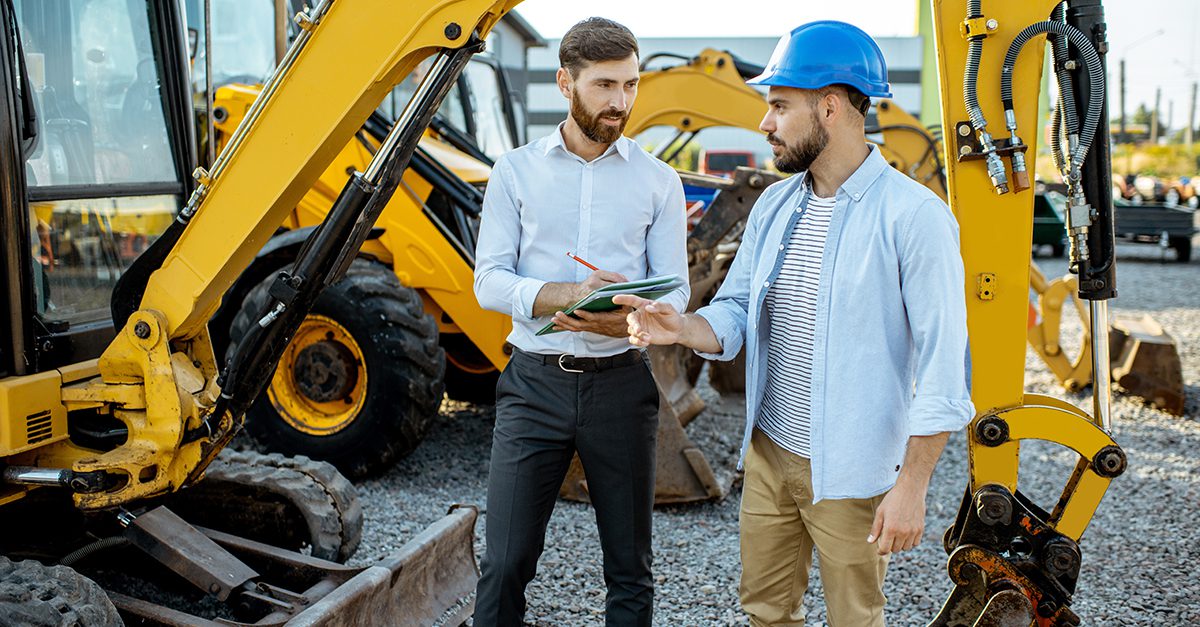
[930,1,1123,624]
[37,0,519,509]
[627,48,769,140]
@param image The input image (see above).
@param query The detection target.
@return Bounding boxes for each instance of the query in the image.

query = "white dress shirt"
[474,124,690,357]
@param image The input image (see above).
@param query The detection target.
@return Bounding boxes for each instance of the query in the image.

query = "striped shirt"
[756,190,837,459]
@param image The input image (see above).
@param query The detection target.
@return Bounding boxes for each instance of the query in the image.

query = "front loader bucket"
[1109,316,1185,416]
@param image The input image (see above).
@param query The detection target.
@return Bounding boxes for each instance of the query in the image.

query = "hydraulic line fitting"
[1004,109,1030,193]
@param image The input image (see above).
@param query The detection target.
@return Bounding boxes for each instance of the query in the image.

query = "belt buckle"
[558,354,584,373]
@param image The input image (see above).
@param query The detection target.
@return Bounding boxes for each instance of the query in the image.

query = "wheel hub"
[293,339,359,403]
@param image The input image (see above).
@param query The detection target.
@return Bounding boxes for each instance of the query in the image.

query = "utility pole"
[1168,99,1174,140]
[1151,87,1161,144]
[1119,59,1126,142]
[1189,81,1197,153]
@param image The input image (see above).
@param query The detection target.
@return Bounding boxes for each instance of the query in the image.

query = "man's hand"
[551,307,633,337]
[579,270,628,296]
[611,294,685,347]
[531,270,627,318]
[867,482,927,556]
[866,432,949,556]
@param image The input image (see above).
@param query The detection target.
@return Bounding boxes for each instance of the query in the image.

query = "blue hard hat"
[748,21,893,98]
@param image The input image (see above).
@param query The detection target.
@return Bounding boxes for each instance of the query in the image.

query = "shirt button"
[779,244,785,251]
[763,281,770,288]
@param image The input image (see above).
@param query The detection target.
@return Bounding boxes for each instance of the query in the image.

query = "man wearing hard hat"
[617,21,974,625]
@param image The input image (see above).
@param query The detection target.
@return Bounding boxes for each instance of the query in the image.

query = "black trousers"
[473,348,659,627]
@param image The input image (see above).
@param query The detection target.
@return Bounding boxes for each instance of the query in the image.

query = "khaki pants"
[739,429,889,627]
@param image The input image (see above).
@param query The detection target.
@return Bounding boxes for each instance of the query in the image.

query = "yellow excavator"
[0,0,521,623]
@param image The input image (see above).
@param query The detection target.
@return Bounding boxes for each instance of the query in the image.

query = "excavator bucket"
[560,167,781,505]
[1109,316,1185,415]
[1028,265,1185,413]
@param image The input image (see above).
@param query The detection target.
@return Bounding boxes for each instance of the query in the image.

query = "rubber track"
[0,557,122,627]
[203,449,363,562]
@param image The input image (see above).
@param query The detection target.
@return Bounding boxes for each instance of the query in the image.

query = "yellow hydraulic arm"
[25,0,520,510]
[930,1,1123,624]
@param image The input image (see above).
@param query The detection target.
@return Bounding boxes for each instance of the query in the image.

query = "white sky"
[516,0,1200,128]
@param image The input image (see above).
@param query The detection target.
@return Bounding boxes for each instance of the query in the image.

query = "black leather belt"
[518,348,643,373]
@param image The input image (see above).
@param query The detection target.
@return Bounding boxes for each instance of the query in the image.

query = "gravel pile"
[352,241,1200,626]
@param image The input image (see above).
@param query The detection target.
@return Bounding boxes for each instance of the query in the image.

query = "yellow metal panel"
[379,187,512,368]
[57,359,100,385]
[0,372,69,456]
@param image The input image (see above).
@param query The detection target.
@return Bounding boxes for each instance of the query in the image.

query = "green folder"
[535,274,686,336]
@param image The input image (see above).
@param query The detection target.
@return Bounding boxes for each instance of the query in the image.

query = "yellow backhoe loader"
[0,0,522,623]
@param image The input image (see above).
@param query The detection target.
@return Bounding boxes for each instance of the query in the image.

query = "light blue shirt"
[696,146,975,502]
[474,125,690,357]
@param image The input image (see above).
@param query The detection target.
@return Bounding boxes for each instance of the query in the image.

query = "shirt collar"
[541,121,631,161]
[837,144,889,201]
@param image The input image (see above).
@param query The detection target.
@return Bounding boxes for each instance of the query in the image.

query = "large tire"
[227,259,445,479]
[0,557,121,627]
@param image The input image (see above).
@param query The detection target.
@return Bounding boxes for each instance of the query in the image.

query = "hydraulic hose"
[1001,20,1104,171]
[963,0,987,132]
[58,537,130,567]
[1049,3,1079,137]
[963,0,1008,192]
[1049,98,1067,173]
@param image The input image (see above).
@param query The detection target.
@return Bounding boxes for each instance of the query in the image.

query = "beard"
[570,89,628,144]
[769,110,829,174]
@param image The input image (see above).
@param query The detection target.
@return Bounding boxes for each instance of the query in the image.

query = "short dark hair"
[812,84,872,117]
[558,17,639,78]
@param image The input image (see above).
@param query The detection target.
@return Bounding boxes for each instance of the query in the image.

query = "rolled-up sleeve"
[692,205,760,362]
[899,199,976,436]
[646,171,691,313]
[474,157,546,321]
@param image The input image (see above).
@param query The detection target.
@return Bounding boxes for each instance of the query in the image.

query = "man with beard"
[472,17,688,627]
[614,21,973,626]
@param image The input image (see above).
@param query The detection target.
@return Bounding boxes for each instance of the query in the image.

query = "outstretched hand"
[612,294,685,347]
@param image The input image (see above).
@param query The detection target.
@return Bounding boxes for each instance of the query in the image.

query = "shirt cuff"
[693,305,744,361]
[511,276,548,322]
[907,395,976,437]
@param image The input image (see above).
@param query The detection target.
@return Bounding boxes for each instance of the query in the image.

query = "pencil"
[566,251,599,271]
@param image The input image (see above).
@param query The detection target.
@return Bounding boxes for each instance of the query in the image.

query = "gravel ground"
[351,240,1200,626]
